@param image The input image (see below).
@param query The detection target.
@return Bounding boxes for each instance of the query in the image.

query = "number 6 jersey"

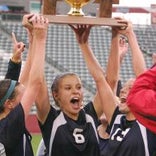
[39,102,100,156]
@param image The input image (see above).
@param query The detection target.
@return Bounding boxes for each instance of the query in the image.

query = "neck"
[126,112,136,121]
[0,112,7,120]
[0,109,10,120]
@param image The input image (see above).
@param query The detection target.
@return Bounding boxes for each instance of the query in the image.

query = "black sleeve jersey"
[5,59,21,81]
[101,107,156,156]
[0,104,34,156]
[38,106,59,152]
[39,106,100,156]
[84,101,100,128]
[147,129,156,156]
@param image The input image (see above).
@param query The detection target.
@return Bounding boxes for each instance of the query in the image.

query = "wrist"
[11,56,21,64]
[125,30,135,39]
[33,28,47,38]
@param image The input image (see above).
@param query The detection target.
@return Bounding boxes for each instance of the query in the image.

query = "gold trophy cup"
[65,0,92,16]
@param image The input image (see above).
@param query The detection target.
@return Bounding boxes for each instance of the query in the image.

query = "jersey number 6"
[73,128,85,144]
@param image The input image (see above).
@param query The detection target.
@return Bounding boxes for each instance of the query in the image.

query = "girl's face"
[54,75,84,120]
[119,78,135,113]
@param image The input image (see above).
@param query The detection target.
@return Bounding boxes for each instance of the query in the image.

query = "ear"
[4,99,14,109]
[52,91,59,101]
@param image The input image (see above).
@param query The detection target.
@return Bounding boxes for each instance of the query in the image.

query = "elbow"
[30,75,44,88]
[94,75,106,86]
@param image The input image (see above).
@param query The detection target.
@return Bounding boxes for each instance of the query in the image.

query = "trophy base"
[67,8,84,16]
[44,15,127,27]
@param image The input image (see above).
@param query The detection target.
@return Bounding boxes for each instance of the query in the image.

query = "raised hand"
[22,13,35,30]
[69,24,92,44]
[30,14,49,39]
[119,36,129,64]
[115,17,133,36]
[11,32,25,63]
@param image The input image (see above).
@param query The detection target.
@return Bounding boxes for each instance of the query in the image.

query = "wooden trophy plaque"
[42,0,126,27]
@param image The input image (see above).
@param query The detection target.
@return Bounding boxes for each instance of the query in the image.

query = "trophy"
[65,0,92,16]
[42,0,127,28]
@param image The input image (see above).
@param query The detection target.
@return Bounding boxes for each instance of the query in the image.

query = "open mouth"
[70,98,79,104]
[120,98,126,103]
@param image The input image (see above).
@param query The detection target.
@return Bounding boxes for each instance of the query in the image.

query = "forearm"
[106,33,120,93]
[22,30,47,118]
[29,33,46,84]
[127,31,146,76]
[79,43,116,124]
[79,43,105,82]
[19,41,32,84]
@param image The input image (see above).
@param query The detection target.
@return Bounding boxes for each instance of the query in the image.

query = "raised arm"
[70,24,117,124]
[117,18,146,76]
[33,20,51,124]
[5,32,25,80]
[105,28,120,94]
[20,14,49,119]
[35,78,51,124]
[19,14,50,122]
[19,14,35,85]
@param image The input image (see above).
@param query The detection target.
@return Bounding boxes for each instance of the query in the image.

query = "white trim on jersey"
[23,134,26,156]
[110,114,123,134]
[0,143,6,156]
[111,114,150,156]
[48,111,99,156]
[85,114,99,143]
[49,112,66,156]
[137,121,149,156]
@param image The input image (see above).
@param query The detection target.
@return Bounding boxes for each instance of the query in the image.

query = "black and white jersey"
[39,102,100,156]
[0,143,6,156]
[0,104,34,156]
[101,107,156,156]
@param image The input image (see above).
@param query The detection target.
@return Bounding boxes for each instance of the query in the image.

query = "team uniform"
[101,107,156,156]
[0,142,5,156]
[0,59,34,156]
[39,102,100,156]
[0,104,34,156]
[36,139,47,156]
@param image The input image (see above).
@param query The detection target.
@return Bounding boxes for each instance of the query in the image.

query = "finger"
[20,43,26,52]
[12,32,17,44]
[29,14,37,23]
[18,42,25,48]
[87,25,92,31]
[41,16,46,24]
[68,24,76,31]
[27,13,34,20]
[119,26,127,30]
[44,17,49,24]
[114,17,123,20]
[88,25,92,29]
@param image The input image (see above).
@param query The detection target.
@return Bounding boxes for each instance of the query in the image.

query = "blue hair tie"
[0,80,17,107]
